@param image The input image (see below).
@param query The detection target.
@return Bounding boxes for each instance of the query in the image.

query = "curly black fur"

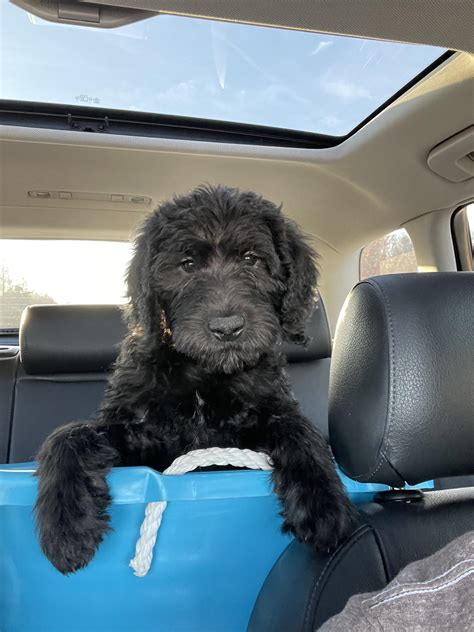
[35,185,357,574]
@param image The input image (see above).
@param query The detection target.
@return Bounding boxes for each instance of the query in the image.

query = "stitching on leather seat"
[349,279,398,483]
[303,525,370,630]
[369,522,392,584]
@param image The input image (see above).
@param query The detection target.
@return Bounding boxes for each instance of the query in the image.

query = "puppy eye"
[243,251,259,266]
[181,258,195,272]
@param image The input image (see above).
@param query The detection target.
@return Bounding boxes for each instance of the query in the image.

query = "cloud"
[211,26,277,84]
[320,77,372,100]
[155,80,200,107]
[310,41,333,56]
[211,24,228,89]
[319,114,343,130]
[259,83,312,107]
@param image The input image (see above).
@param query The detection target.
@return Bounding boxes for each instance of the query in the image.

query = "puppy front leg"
[267,413,357,552]
[35,421,121,574]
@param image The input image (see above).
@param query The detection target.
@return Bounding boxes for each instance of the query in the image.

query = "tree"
[360,229,417,279]
[0,265,56,329]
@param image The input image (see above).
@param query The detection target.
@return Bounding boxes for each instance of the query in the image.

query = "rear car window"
[0,240,130,330]
[360,228,418,280]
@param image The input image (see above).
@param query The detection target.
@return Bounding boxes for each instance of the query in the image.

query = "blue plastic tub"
[0,464,431,632]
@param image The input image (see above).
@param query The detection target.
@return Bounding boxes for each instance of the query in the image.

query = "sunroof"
[0,3,447,136]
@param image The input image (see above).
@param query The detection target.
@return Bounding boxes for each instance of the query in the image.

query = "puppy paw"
[35,422,117,574]
[283,490,358,552]
[277,464,358,553]
[39,520,108,575]
[35,470,112,574]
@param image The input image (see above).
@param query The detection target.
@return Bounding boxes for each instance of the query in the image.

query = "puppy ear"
[276,217,319,345]
[126,215,162,334]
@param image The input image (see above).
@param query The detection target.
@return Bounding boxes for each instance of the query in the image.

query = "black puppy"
[35,185,356,574]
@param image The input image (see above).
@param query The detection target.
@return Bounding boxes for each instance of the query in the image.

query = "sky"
[0,2,445,135]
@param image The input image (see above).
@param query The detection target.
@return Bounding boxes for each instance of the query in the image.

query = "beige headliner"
[59,0,474,53]
[0,53,473,257]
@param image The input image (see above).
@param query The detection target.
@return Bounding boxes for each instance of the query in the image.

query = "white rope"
[129,447,273,577]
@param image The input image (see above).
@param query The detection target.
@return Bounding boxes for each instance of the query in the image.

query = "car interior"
[0,1,473,630]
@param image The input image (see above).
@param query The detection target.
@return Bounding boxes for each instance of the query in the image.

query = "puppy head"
[127,185,318,373]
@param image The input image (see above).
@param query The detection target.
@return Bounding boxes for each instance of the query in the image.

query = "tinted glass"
[0,3,446,135]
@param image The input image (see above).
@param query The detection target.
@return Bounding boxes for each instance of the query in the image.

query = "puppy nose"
[208,315,245,341]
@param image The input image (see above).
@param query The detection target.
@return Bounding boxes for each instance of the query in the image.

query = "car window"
[360,228,417,280]
[0,240,131,330]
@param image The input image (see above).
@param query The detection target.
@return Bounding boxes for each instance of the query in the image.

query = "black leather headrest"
[20,305,127,375]
[20,297,330,375]
[283,298,332,362]
[329,273,474,486]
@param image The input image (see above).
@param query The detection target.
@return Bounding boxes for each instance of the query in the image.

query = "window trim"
[451,203,474,272]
